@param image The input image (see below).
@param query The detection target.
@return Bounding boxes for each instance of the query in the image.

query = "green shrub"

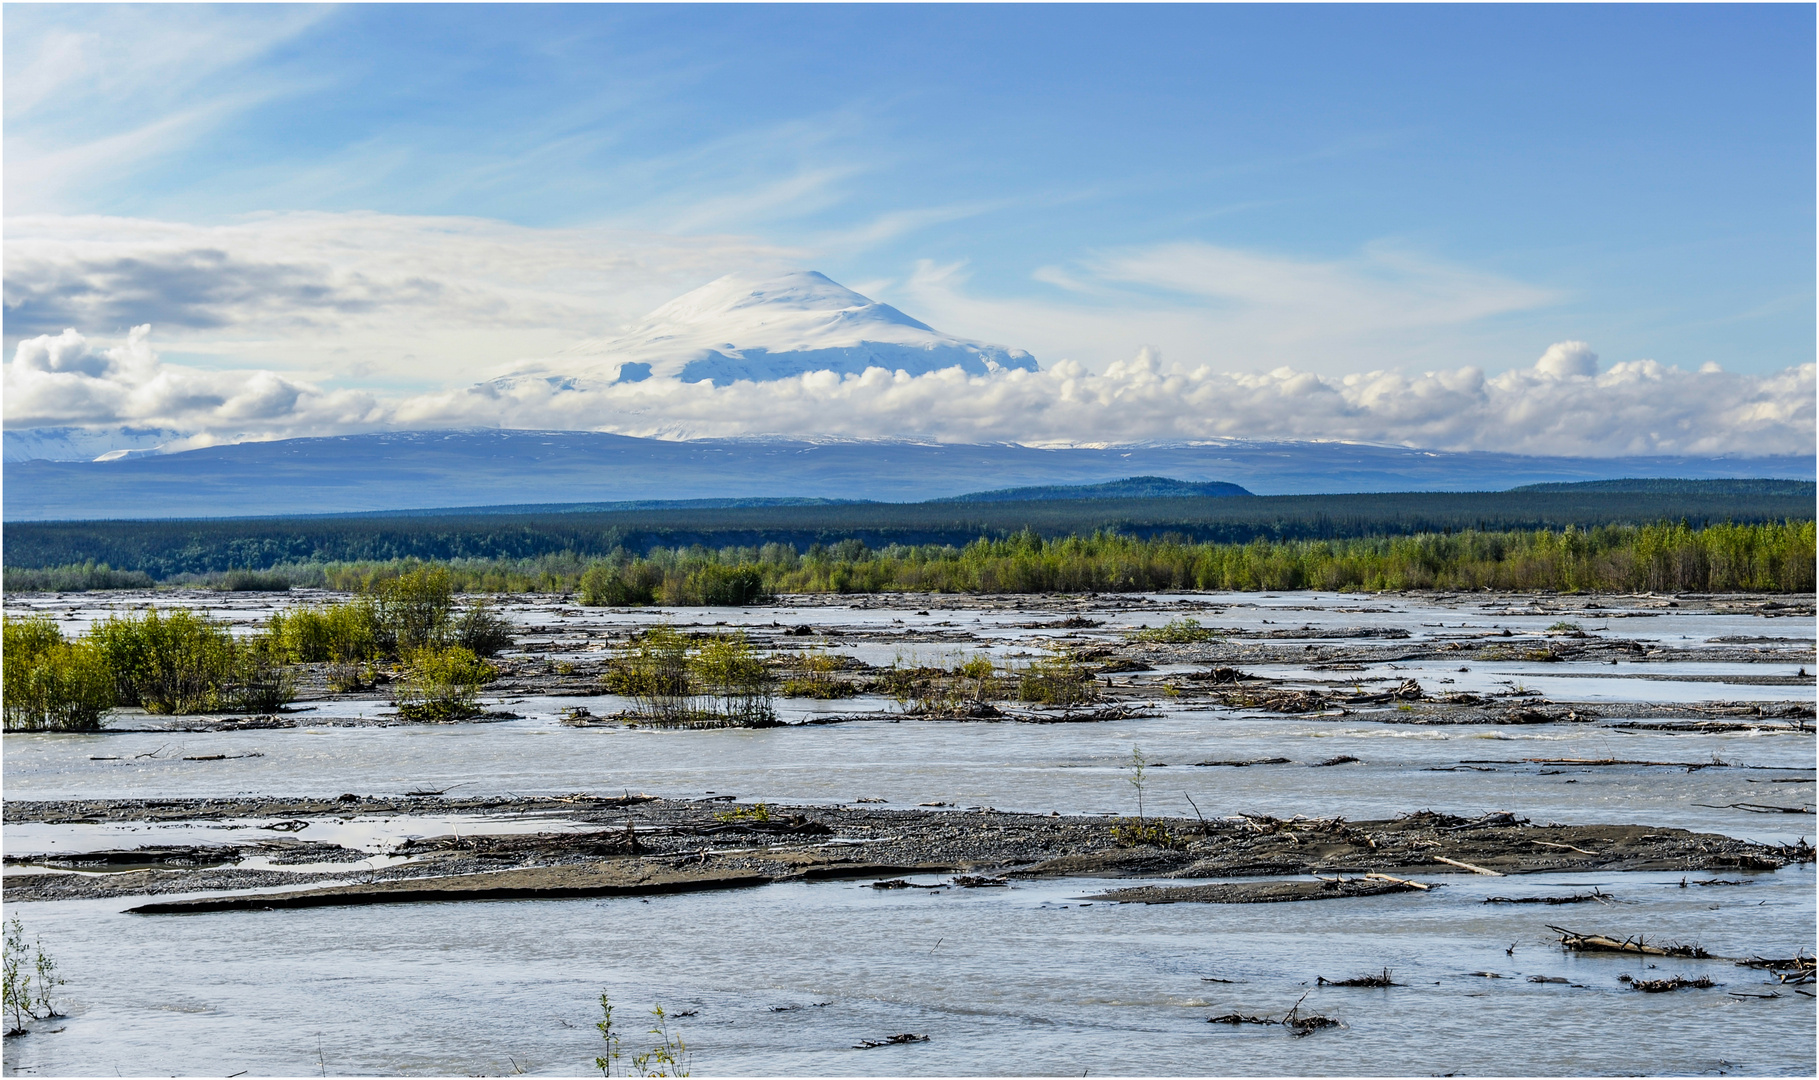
[779,648,856,698]
[450,599,514,657]
[690,632,775,726]
[1018,647,1100,708]
[580,561,660,606]
[2,617,114,732]
[394,645,495,722]
[3,614,64,668]
[607,627,777,727]
[268,599,381,663]
[1128,617,1217,644]
[89,608,238,714]
[3,917,62,1036]
[684,564,768,606]
[372,566,455,652]
[214,570,292,592]
[606,626,692,721]
[224,632,297,713]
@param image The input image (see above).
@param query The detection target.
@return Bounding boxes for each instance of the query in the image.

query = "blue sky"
[4,3,1813,454]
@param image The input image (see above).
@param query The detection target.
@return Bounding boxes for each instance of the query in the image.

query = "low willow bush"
[778,648,858,699]
[393,646,496,722]
[265,575,511,671]
[1,616,114,732]
[606,627,777,727]
[1128,617,1218,644]
[5,608,296,724]
[874,654,1008,714]
[89,608,241,714]
[1017,648,1101,709]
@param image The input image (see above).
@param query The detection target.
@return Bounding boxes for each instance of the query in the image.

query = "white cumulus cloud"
[7,325,1810,459]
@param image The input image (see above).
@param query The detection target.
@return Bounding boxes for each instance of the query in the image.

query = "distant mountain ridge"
[6,428,1812,521]
[1511,478,1816,497]
[935,476,1253,502]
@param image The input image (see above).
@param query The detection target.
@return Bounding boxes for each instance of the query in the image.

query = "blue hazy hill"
[4,429,1812,521]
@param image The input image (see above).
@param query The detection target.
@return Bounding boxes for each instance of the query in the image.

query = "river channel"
[3,589,1813,1076]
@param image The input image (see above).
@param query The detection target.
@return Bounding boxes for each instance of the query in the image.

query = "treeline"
[566,521,1814,599]
[6,489,1813,578]
[16,520,1802,599]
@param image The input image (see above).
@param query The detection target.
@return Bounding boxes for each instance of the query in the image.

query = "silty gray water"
[3,591,1812,1075]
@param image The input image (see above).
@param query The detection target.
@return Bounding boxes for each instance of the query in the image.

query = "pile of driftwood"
[1549,926,1714,959]
[1621,974,1716,993]
[1208,992,1341,1036]
[1738,955,1815,984]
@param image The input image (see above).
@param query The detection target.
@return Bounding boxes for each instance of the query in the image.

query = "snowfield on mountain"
[506,270,1038,386]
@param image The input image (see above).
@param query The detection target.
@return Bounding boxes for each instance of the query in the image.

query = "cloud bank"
[8,325,1810,458]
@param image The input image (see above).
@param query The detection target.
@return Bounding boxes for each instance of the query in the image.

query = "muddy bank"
[6,796,1805,908]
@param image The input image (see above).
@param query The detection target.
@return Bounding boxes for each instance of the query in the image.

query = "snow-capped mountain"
[2,425,184,463]
[511,270,1038,386]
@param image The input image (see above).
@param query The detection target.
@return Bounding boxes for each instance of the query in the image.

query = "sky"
[5,3,1814,456]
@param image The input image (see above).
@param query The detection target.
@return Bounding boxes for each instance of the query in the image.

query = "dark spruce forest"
[6,481,1812,580]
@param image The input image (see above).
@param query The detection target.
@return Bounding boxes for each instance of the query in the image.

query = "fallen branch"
[1434,855,1504,876]
[855,1034,928,1049]
[1689,802,1815,815]
[1549,927,1715,959]
[1363,872,1430,891]
[1529,839,1598,855]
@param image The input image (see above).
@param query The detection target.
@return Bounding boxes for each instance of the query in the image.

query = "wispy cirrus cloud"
[4,5,336,213]
[892,242,1563,376]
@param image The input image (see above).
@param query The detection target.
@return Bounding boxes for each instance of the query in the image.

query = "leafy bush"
[394,645,495,722]
[268,599,381,664]
[88,608,238,714]
[1018,648,1100,708]
[596,993,691,1078]
[450,599,514,657]
[2,614,64,667]
[607,627,776,727]
[780,648,856,698]
[1128,617,1217,644]
[2,616,114,732]
[214,570,292,592]
[689,632,775,726]
[606,626,692,721]
[3,917,62,1036]
[372,566,455,652]
[684,564,768,606]
[581,560,660,606]
[224,632,297,713]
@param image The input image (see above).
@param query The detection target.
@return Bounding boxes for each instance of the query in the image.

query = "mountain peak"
[532,270,1035,386]
[649,270,935,334]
